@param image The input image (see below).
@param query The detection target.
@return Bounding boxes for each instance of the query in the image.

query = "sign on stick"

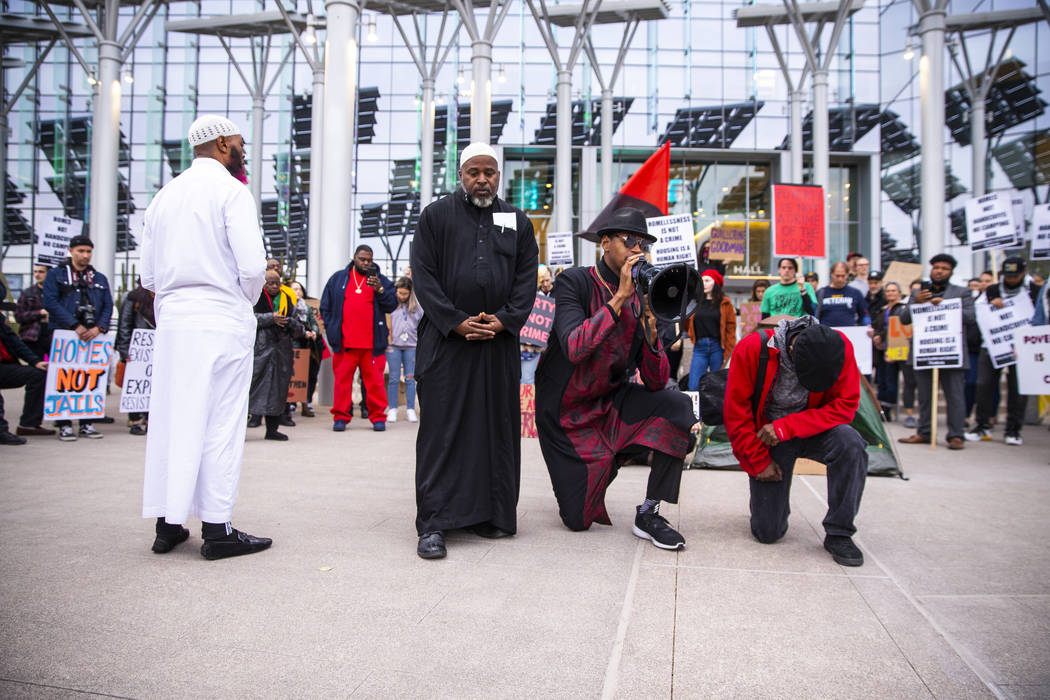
[911,299,963,369]
[772,184,825,258]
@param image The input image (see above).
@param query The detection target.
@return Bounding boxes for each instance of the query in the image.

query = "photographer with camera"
[536,207,699,550]
[42,235,113,441]
[320,244,397,432]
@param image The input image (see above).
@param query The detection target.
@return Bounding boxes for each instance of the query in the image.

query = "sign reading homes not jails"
[976,293,1034,369]
[44,330,113,420]
[119,329,154,413]
[35,215,83,267]
[1031,204,1050,261]
[965,192,1017,251]
[546,231,574,267]
[911,299,963,369]
[1015,326,1050,396]
[646,214,698,269]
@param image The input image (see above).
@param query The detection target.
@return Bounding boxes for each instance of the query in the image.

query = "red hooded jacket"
[724,328,861,476]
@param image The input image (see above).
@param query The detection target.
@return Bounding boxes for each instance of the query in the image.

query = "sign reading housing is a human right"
[911,299,963,369]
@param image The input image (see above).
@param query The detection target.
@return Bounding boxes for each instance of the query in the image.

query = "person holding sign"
[898,254,976,450]
[965,257,1042,446]
[520,266,553,385]
[870,282,908,421]
[536,207,698,549]
[760,258,817,319]
[410,143,539,560]
[115,282,156,436]
[724,319,868,566]
[139,114,272,560]
[42,235,113,441]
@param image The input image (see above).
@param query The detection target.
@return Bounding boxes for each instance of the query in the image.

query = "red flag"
[581,141,670,241]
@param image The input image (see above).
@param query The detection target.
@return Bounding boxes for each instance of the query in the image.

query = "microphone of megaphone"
[632,260,702,323]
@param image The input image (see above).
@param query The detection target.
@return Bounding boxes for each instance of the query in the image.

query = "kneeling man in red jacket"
[724,317,867,566]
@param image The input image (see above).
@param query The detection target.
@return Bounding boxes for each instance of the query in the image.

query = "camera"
[75,286,97,328]
[632,259,701,323]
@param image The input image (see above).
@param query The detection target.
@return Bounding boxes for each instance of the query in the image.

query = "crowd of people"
[2,119,1046,568]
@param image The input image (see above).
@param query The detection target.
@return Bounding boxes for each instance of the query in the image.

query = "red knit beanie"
[701,269,724,288]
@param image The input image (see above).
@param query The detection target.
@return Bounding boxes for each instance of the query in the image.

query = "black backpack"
[696,330,770,425]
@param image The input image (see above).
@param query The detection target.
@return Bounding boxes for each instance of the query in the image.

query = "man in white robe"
[139,114,272,560]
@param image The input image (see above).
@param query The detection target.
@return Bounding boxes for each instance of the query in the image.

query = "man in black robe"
[536,207,699,550]
[411,143,539,559]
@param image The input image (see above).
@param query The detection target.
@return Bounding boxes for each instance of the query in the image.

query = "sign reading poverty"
[976,293,1034,368]
[708,226,746,261]
[965,192,1017,251]
[44,329,114,420]
[1032,203,1050,261]
[772,184,825,258]
[119,329,154,413]
[911,299,963,369]
[1015,326,1050,396]
[35,215,83,267]
[546,231,574,267]
[519,294,556,349]
[646,214,698,268]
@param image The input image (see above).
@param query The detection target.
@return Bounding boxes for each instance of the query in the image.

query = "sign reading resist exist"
[965,192,1017,251]
[119,329,154,413]
[976,293,1034,369]
[911,299,963,369]
[44,329,113,420]
[1015,326,1050,396]
[646,214,698,269]
[546,231,574,267]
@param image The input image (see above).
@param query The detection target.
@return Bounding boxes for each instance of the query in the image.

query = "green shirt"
[760,281,817,317]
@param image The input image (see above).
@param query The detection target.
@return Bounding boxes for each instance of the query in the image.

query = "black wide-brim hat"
[576,206,660,244]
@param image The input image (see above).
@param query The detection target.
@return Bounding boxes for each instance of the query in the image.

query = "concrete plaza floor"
[1,393,1049,699]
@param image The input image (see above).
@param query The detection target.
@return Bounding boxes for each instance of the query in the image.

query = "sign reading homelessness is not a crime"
[44,329,114,420]
[976,293,1034,369]
[119,329,154,413]
[519,294,556,349]
[911,299,963,369]
[646,214,698,269]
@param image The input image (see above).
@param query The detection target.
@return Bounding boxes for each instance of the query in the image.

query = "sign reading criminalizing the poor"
[119,329,154,413]
[1015,326,1050,396]
[35,215,83,267]
[772,184,825,258]
[976,293,1034,368]
[44,330,114,420]
[546,231,574,267]
[646,214,698,268]
[911,299,963,369]
[519,294,556,349]
[965,192,1017,251]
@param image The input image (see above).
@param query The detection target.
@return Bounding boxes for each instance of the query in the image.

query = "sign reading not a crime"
[119,329,154,413]
[44,329,113,420]
[519,294,556,349]
[976,293,1034,369]
[965,192,1017,251]
[1015,326,1050,396]
[772,184,826,258]
[546,231,574,267]
[646,214,698,269]
[911,299,963,369]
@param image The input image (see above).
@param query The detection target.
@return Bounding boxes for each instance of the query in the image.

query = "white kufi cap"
[187,114,241,147]
[459,142,499,167]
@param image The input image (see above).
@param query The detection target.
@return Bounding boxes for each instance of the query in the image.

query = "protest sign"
[965,192,1017,251]
[886,316,911,362]
[119,329,154,413]
[546,231,574,267]
[976,293,1034,368]
[520,384,537,438]
[1015,326,1050,396]
[882,261,924,293]
[911,299,963,369]
[519,294,556,349]
[646,214,698,268]
[35,215,83,267]
[682,391,700,422]
[708,226,745,262]
[834,326,873,376]
[304,298,326,337]
[1031,204,1050,261]
[44,329,113,420]
[287,349,309,402]
[738,301,762,338]
[1007,191,1026,247]
[772,184,825,258]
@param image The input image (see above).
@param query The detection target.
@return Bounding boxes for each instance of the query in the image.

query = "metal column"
[308,66,325,295]
[812,68,829,280]
[421,78,436,206]
[555,68,572,234]
[470,39,492,143]
[790,89,803,182]
[88,39,122,285]
[918,6,947,263]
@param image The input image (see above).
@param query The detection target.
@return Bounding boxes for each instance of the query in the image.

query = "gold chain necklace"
[351,268,365,294]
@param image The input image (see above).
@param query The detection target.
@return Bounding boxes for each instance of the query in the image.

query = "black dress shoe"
[264,430,289,441]
[152,526,190,553]
[200,529,273,560]
[824,535,864,567]
[417,531,446,559]
[16,425,56,436]
[247,415,262,428]
[470,522,511,539]
[0,431,27,445]
[279,415,295,427]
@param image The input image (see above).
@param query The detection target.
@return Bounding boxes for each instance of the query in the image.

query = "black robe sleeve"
[411,205,469,337]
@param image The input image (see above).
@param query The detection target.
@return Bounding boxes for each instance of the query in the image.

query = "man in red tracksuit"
[724,317,868,566]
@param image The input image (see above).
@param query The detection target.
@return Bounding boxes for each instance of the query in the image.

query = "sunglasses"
[616,234,651,252]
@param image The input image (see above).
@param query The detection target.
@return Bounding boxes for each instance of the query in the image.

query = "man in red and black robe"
[536,207,698,550]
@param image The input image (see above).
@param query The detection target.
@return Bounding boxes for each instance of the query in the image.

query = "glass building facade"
[1,0,1048,298]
